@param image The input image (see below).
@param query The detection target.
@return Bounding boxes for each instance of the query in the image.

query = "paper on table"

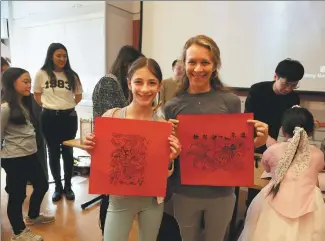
[80,118,93,144]
[318,173,325,191]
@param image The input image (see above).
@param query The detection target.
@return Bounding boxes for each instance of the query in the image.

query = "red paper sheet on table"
[89,117,172,197]
[177,113,254,187]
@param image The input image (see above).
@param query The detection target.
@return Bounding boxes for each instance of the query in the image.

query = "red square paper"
[177,113,254,186]
[89,117,172,197]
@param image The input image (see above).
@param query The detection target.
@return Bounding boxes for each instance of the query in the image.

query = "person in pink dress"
[239,106,325,241]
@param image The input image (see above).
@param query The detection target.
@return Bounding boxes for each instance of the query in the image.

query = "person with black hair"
[33,43,83,202]
[245,58,304,153]
[244,58,304,210]
[1,68,54,241]
[238,106,325,241]
[159,59,184,107]
[1,59,48,182]
[92,45,143,235]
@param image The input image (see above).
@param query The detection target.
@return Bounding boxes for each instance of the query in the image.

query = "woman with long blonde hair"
[164,35,268,241]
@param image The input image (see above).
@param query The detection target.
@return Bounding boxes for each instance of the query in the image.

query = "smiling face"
[128,67,161,107]
[185,44,215,94]
[52,48,67,70]
[14,72,32,97]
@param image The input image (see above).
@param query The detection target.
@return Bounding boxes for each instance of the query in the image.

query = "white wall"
[1,1,9,39]
[1,42,10,58]
[1,19,9,39]
[142,1,325,92]
[1,1,9,18]
[9,1,106,100]
[7,1,140,101]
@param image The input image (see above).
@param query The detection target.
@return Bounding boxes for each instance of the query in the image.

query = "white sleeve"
[33,71,44,93]
[74,76,83,95]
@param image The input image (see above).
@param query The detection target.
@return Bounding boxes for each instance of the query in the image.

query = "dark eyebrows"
[133,78,158,82]
[133,77,143,81]
[55,53,67,56]
[187,58,211,62]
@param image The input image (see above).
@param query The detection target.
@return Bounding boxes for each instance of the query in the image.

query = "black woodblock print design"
[186,132,248,172]
[109,133,149,186]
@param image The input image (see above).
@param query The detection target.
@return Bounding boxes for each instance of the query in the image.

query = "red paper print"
[177,113,254,187]
[89,117,172,197]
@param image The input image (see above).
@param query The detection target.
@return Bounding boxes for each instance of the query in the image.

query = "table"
[62,138,88,149]
[252,163,269,190]
[62,138,101,210]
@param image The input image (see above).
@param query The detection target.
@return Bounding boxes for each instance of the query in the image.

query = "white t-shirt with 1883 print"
[33,70,83,110]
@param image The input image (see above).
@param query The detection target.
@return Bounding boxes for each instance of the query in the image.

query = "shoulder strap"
[152,112,161,121]
[118,107,126,118]
[104,107,159,120]
[102,107,121,118]
[105,73,118,82]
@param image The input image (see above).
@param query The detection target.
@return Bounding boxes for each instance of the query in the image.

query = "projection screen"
[142,1,325,92]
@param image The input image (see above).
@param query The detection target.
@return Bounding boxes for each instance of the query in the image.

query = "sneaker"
[24,214,55,226]
[11,228,43,241]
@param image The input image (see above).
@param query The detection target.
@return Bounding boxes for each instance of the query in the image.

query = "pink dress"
[238,142,325,241]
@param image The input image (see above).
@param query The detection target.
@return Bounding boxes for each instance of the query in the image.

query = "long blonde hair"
[176,35,229,95]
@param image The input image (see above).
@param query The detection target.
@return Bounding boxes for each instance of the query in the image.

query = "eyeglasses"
[280,80,299,90]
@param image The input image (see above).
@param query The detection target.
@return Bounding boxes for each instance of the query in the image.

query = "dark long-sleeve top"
[244,81,300,153]
[92,74,128,118]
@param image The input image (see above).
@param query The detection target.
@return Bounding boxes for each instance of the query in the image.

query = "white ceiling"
[11,1,140,20]
[2,1,140,20]
[12,1,104,19]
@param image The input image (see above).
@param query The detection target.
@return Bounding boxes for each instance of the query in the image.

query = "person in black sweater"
[245,58,304,153]
[244,58,304,210]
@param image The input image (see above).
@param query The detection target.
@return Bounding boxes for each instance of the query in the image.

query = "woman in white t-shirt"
[33,43,83,202]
